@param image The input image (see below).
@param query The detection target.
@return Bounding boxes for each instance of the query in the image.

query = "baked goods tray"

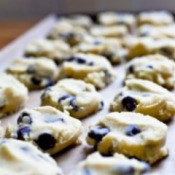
[0,14,175,175]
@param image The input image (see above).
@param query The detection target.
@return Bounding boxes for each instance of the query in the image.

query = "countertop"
[0,20,38,49]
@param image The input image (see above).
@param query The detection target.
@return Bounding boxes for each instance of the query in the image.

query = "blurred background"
[0,0,175,48]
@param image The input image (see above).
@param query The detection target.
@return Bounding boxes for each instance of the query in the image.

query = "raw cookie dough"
[138,25,175,39]
[0,139,63,175]
[41,79,103,119]
[6,106,83,155]
[138,11,174,26]
[59,53,116,89]
[90,25,128,38]
[125,54,175,89]
[0,73,28,118]
[73,152,150,175]
[25,38,72,65]
[123,37,158,60]
[73,37,127,64]
[60,15,93,29]
[7,58,59,90]
[110,79,175,121]
[48,20,87,46]
[98,12,136,29]
[87,112,168,164]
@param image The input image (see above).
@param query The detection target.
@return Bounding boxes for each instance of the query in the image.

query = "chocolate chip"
[67,57,87,64]
[17,112,32,125]
[122,96,137,111]
[128,65,134,73]
[126,125,141,136]
[103,53,113,60]
[35,133,56,151]
[17,126,31,140]
[88,126,110,142]
[26,65,36,74]
[58,94,73,103]
[69,97,79,111]
[147,65,153,69]
[31,76,42,85]
[116,165,135,175]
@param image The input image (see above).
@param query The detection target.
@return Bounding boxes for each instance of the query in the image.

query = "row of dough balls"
[0,11,174,173]
[0,107,167,174]
[3,52,175,120]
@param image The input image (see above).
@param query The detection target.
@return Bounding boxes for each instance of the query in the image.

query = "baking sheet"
[0,14,175,175]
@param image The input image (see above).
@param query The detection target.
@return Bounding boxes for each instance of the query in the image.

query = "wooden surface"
[0,20,38,49]
[0,15,175,175]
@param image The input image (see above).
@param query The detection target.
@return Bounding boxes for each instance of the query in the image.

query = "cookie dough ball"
[0,74,28,118]
[73,37,127,65]
[124,37,158,60]
[98,12,136,29]
[138,11,174,26]
[138,25,175,39]
[0,139,63,175]
[73,152,150,175]
[7,58,59,90]
[62,15,93,29]
[125,54,175,89]
[59,53,116,89]
[87,112,168,164]
[25,38,72,65]
[48,20,87,46]
[110,79,175,121]
[6,106,82,155]
[41,79,103,119]
[90,25,128,38]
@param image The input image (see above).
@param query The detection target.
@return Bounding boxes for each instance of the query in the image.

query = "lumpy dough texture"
[59,53,116,89]
[41,79,103,119]
[6,106,82,155]
[48,20,87,46]
[7,58,59,90]
[98,12,136,29]
[0,139,63,175]
[0,73,28,118]
[90,25,128,38]
[73,37,127,65]
[110,79,175,121]
[86,112,168,164]
[124,37,158,60]
[24,39,72,65]
[73,152,150,175]
[138,11,174,26]
[125,54,175,89]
